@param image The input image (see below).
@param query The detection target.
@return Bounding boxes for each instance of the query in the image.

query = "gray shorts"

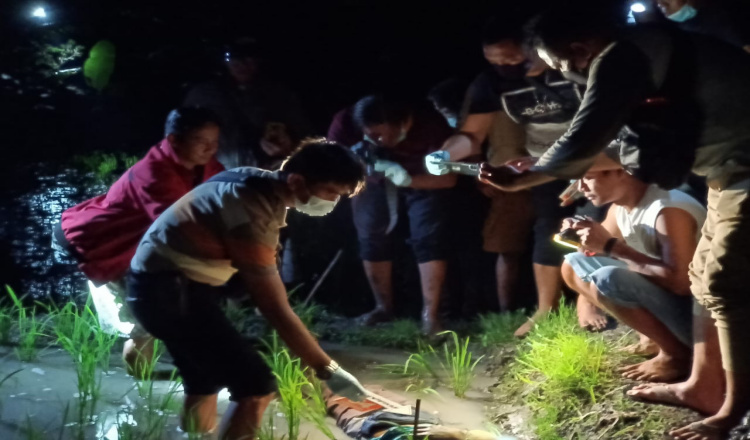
[565,252,693,346]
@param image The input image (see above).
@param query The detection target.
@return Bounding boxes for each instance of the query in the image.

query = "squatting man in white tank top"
[559,155,705,384]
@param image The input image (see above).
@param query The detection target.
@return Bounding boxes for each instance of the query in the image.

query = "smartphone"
[552,228,581,250]
[442,161,480,176]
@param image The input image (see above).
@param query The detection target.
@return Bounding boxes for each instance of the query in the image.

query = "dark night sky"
[1,0,626,158]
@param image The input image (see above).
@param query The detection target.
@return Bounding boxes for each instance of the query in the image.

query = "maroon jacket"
[61,139,224,284]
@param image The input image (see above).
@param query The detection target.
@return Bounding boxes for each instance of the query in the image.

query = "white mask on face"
[294,195,339,216]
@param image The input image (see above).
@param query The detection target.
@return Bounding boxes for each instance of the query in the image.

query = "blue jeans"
[565,252,693,346]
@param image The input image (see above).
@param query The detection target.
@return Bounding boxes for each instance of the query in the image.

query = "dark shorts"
[126,271,275,399]
[351,182,449,263]
[531,180,577,266]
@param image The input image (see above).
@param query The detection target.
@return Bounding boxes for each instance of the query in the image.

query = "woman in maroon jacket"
[53,107,225,377]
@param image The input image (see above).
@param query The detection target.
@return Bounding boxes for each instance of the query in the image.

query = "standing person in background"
[482,7,750,438]
[184,38,312,169]
[427,17,588,336]
[425,19,533,317]
[342,94,455,336]
[53,107,224,378]
[427,79,488,318]
[655,0,750,51]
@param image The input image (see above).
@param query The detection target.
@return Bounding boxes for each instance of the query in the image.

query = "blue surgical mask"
[668,4,698,22]
[446,117,458,128]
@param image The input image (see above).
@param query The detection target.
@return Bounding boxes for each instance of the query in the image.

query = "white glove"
[374,160,412,187]
[325,366,367,401]
[425,150,451,176]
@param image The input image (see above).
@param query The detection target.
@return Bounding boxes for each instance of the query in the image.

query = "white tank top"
[615,186,706,259]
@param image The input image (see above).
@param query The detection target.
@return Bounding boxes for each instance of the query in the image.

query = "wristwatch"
[316,360,339,380]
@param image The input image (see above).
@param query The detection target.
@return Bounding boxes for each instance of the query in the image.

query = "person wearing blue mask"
[656,0,750,51]
[126,140,368,439]
[344,94,456,336]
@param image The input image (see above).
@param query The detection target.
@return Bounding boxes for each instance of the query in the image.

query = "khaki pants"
[689,177,750,373]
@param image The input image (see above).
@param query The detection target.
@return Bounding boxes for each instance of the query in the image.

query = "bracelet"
[316,360,339,380]
[603,237,618,256]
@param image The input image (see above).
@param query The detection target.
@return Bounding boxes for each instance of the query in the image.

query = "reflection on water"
[0,163,106,302]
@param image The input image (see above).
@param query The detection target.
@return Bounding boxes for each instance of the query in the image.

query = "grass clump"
[478,311,528,347]
[54,302,118,427]
[342,319,423,350]
[513,305,611,440]
[6,286,46,362]
[440,331,484,398]
[262,332,335,440]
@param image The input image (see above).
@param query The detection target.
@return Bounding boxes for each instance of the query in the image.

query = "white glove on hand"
[425,150,451,176]
[325,366,367,401]
[374,160,412,187]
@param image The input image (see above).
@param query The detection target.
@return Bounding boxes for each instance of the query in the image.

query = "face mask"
[295,195,338,217]
[493,62,529,79]
[668,4,698,22]
[446,116,458,128]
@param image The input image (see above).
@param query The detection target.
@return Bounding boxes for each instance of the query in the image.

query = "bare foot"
[357,308,394,326]
[670,419,731,440]
[514,310,549,338]
[421,316,443,337]
[577,300,608,331]
[627,382,724,416]
[619,352,689,382]
[618,339,660,358]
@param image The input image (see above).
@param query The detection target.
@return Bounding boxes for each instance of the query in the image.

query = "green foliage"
[83,40,116,92]
[342,319,423,350]
[440,331,484,398]
[262,332,335,440]
[513,305,610,440]
[32,39,85,81]
[5,286,46,362]
[0,306,12,345]
[54,302,118,425]
[72,151,140,186]
[478,311,528,347]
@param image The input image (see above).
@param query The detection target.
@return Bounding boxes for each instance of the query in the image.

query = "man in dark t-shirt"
[656,0,750,51]
[329,95,455,335]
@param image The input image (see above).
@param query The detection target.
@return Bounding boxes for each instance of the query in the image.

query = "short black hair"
[281,138,366,195]
[526,4,619,55]
[427,79,469,115]
[482,16,525,46]
[164,107,221,138]
[352,94,412,129]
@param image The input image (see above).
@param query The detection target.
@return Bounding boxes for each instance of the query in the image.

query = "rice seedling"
[304,376,336,440]
[477,311,528,347]
[262,332,337,440]
[0,305,12,345]
[55,302,118,426]
[6,286,45,362]
[439,331,483,398]
[512,305,611,440]
[262,333,307,440]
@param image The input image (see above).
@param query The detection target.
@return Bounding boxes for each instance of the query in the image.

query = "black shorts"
[126,271,275,399]
[351,181,449,263]
[531,180,577,267]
